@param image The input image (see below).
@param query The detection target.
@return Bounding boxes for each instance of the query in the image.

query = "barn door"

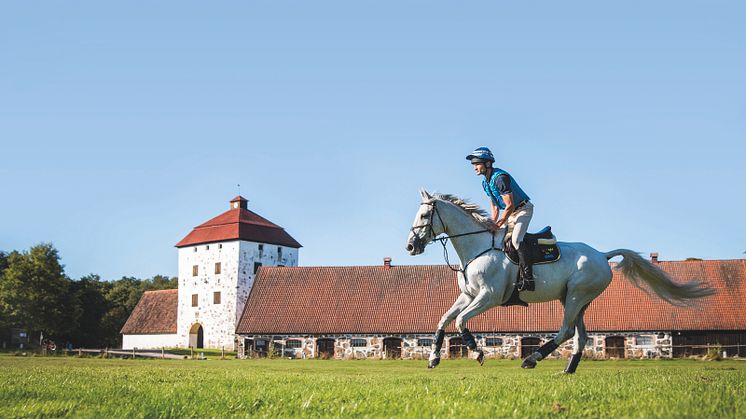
[383,338,403,359]
[449,337,467,358]
[316,338,335,359]
[606,336,626,358]
[521,337,541,358]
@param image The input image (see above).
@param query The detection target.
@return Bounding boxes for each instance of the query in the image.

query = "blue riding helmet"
[465,146,495,163]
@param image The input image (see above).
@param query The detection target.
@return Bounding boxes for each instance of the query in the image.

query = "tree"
[68,275,111,348]
[0,244,70,340]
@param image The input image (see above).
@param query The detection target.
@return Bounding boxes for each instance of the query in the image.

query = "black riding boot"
[516,244,535,291]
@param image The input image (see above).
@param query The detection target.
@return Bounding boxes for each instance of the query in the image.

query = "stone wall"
[237,332,673,360]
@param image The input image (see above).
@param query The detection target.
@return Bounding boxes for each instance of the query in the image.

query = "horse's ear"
[419,188,432,202]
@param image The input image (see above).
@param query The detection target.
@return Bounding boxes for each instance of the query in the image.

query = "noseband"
[411,200,503,274]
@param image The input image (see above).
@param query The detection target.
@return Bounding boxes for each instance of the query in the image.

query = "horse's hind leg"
[565,306,589,374]
[428,292,472,368]
[521,295,591,369]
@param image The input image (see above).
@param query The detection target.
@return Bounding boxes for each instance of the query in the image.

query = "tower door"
[189,324,204,349]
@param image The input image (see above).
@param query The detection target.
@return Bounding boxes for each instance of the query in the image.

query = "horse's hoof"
[476,350,485,366]
[521,358,537,369]
[428,358,440,369]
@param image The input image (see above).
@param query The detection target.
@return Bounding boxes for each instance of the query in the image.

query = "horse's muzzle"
[406,236,424,255]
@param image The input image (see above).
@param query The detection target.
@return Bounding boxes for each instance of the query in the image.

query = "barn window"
[635,335,654,346]
[214,262,221,274]
[486,337,503,347]
[218,244,222,249]
[286,339,302,349]
[213,292,221,304]
[254,262,262,274]
[192,265,198,276]
[206,245,210,250]
[193,247,197,252]
[351,339,367,347]
[417,338,433,347]
[191,294,198,307]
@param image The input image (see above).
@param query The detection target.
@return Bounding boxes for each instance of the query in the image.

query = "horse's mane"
[433,193,497,230]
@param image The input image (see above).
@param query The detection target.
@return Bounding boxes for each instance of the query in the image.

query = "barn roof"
[236,259,746,335]
[175,196,301,248]
[120,289,178,335]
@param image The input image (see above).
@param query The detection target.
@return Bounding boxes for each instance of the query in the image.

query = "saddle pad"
[505,234,561,265]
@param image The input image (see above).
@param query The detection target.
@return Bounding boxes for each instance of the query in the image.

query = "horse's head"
[406,189,442,255]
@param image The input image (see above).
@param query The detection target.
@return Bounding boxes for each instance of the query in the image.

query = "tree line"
[0,243,177,349]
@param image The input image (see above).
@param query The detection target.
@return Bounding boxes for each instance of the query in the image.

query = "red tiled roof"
[236,259,746,335]
[120,289,178,334]
[175,207,301,248]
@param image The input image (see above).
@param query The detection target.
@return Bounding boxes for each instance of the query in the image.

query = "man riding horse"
[466,146,535,291]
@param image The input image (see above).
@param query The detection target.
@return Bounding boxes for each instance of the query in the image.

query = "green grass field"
[1,355,744,418]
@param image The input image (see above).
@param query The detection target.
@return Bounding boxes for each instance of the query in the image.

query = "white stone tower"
[174,196,301,349]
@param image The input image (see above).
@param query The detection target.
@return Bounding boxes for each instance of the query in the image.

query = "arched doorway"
[189,324,204,349]
[316,338,335,359]
[606,336,626,358]
[383,338,403,359]
[449,337,468,358]
[521,337,541,358]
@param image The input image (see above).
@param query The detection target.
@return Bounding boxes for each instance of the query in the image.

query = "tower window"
[214,262,221,274]
[206,245,210,250]
[277,247,283,260]
[192,265,198,276]
[218,244,222,249]
[254,262,262,274]
[191,294,198,307]
[193,247,197,252]
[213,292,221,304]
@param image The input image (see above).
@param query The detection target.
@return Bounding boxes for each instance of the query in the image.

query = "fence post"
[190,346,194,359]
[132,347,136,359]
[162,347,165,359]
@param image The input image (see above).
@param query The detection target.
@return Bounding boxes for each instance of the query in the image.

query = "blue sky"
[1,1,744,280]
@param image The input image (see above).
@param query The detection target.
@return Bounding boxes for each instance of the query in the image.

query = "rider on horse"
[466,146,535,291]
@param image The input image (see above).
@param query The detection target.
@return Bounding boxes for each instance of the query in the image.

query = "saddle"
[504,226,561,266]
[500,227,561,307]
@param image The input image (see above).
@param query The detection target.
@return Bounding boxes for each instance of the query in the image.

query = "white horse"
[405,190,715,373]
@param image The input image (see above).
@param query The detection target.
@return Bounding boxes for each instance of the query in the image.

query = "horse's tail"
[605,249,716,306]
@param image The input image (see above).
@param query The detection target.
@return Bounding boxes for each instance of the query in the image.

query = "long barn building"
[234,258,746,360]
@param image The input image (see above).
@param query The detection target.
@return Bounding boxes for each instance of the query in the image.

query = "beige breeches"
[506,201,534,250]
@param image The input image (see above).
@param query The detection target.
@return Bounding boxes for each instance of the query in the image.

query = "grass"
[0,355,744,418]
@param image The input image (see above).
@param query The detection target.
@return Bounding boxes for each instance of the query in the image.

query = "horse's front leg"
[428,292,472,369]
[455,290,495,366]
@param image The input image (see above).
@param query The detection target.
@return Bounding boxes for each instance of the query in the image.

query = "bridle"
[410,200,504,274]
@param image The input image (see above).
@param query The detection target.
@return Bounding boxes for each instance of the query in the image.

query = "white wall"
[122,333,179,350]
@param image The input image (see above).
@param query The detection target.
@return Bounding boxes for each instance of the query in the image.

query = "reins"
[412,200,504,274]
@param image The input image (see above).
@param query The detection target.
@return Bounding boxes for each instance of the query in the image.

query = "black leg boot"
[517,244,534,291]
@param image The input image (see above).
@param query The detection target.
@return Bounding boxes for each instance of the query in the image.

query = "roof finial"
[237,183,241,196]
